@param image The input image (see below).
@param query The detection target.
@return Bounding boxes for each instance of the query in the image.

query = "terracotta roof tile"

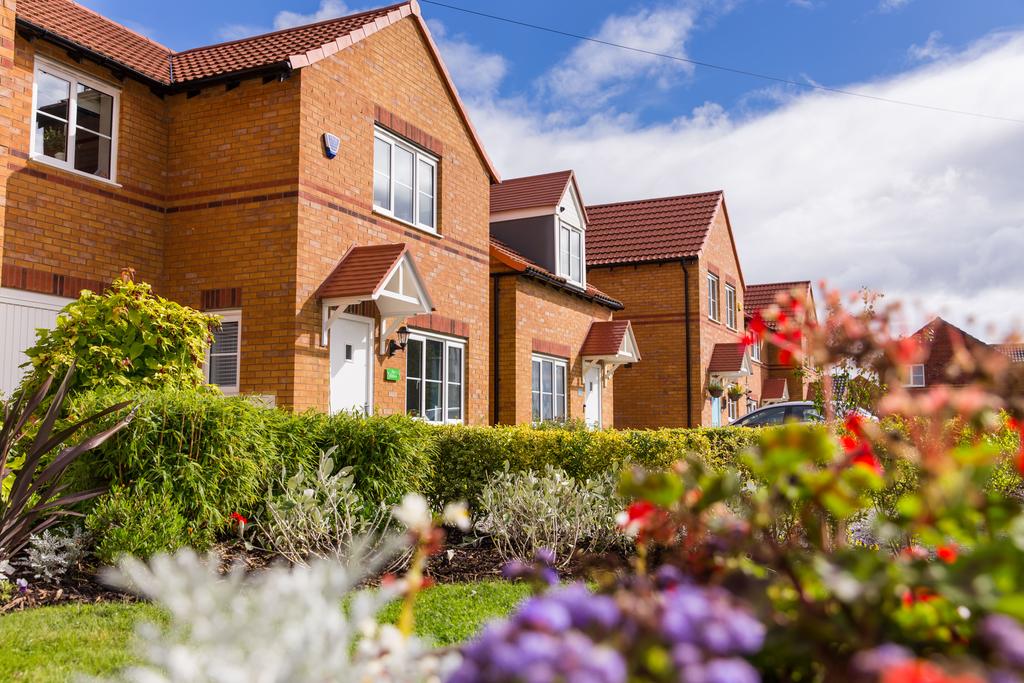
[997,344,1024,364]
[18,0,407,84]
[490,170,573,215]
[761,377,789,401]
[581,320,635,358]
[708,342,747,374]
[585,191,722,266]
[172,3,406,83]
[19,0,173,83]
[744,282,811,316]
[490,238,622,310]
[317,243,406,299]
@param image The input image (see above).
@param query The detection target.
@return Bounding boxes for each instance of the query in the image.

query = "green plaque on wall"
[385,367,401,382]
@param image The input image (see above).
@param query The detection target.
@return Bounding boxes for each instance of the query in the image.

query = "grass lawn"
[0,580,529,682]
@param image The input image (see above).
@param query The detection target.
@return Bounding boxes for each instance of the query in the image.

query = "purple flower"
[535,548,557,566]
[982,615,1024,668]
[519,598,572,633]
[15,578,28,593]
[702,658,760,683]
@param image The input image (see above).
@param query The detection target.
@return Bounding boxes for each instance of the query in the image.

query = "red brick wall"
[588,262,695,428]
[0,0,16,265]
[293,17,492,420]
[491,273,615,427]
[161,76,302,405]
[2,38,167,290]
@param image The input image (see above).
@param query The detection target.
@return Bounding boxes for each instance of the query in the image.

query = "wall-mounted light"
[386,326,411,357]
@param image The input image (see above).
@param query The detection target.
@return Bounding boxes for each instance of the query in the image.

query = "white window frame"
[557,221,585,288]
[728,397,738,422]
[725,284,737,329]
[751,340,762,363]
[372,127,439,234]
[205,309,241,396]
[707,272,720,322]
[31,56,120,184]
[531,354,568,423]
[906,364,926,388]
[405,331,464,424]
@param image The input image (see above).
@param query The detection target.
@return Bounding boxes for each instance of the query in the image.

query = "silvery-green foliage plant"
[23,525,89,581]
[477,464,625,567]
[256,447,398,567]
[91,548,457,683]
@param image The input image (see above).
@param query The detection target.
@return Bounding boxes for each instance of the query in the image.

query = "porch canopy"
[580,320,641,385]
[761,377,790,404]
[317,243,433,353]
[708,342,753,380]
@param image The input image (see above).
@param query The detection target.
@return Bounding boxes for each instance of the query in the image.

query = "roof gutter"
[681,257,695,427]
[519,268,624,311]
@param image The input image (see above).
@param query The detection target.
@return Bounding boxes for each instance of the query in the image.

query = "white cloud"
[879,0,912,12]
[427,20,508,97]
[541,2,701,106]
[908,31,951,62]
[274,0,357,30]
[463,32,1024,339]
[216,24,265,41]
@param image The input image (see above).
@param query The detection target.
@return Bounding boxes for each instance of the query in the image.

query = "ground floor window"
[406,332,464,424]
[746,397,759,414]
[532,355,567,422]
[728,398,738,422]
[206,310,241,395]
[710,396,722,427]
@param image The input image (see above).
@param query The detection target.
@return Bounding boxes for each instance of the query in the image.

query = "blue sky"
[79,0,1024,338]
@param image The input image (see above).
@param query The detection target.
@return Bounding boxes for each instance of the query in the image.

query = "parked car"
[730,401,875,427]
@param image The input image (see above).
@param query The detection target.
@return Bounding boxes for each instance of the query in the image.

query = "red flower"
[624,500,655,524]
[230,512,248,525]
[852,452,883,477]
[779,349,794,366]
[740,331,758,349]
[748,313,767,337]
[1009,418,1024,475]
[881,660,983,683]
[936,545,958,564]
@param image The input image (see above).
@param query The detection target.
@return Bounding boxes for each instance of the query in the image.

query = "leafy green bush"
[477,464,624,566]
[21,273,218,396]
[87,485,190,564]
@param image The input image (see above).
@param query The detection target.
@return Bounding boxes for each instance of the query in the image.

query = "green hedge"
[66,388,1019,560]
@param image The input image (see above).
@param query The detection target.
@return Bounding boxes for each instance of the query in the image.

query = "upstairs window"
[707,273,720,322]
[751,340,762,362]
[32,59,119,181]
[558,222,584,287]
[206,311,241,395]
[373,128,437,233]
[725,284,737,329]
[906,364,926,388]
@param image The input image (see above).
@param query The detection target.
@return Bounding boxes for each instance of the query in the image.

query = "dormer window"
[558,222,584,287]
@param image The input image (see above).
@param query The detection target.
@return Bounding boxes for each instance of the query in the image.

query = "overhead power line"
[421,0,1024,125]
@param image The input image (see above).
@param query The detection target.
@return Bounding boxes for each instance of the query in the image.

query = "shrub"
[256,448,398,566]
[21,525,89,581]
[20,272,218,396]
[86,485,190,564]
[477,464,623,566]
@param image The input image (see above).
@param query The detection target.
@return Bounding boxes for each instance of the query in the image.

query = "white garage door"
[0,288,71,398]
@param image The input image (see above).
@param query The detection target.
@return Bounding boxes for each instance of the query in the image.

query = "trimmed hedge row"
[65,389,761,557]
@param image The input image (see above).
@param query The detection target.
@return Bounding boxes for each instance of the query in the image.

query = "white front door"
[329,315,373,415]
[584,365,602,429]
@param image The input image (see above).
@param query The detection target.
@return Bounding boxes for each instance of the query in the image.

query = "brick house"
[488,170,640,427]
[585,190,766,428]
[903,317,1020,391]
[0,0,500,423]
[743,281,818,404]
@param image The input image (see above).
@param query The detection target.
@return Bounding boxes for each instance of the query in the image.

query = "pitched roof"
[997,344,1024,364]
[17,0,500,181]
[910,317,989,350]
[761,377,790,401]
[18,0,405,85]
[317,243,407,299]
[490,170,574,215]
[490,238,623,310]
[744,282,811,317]
[580,320,639,360]
[708,342,749,375]
[19,0,174,83]
[585,191,723,266]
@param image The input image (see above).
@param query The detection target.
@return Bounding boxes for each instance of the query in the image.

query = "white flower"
[393,493,432,535]
[0,559,13,580]
[442,502,471,531]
